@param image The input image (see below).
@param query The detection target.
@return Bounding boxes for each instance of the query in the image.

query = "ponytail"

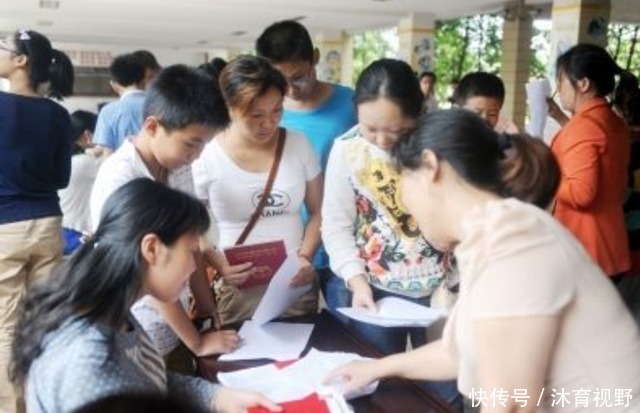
[198,57,227,82]
[613,70,640,128]
[48,49,74,99]
[556,43,622,97]
[499,134,560,209]
[394,109,560,209]
[12,29,74,100]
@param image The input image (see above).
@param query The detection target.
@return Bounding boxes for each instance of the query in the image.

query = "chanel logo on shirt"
[252,190,291,217]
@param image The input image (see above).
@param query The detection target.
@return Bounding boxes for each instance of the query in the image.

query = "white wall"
[1,78,114,112]
[1,42,210,112]
[62,96,116,113]
[56,42,209,113]
[56,42,209,67]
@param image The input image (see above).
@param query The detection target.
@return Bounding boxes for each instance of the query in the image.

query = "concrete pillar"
[500,0,534,130]
[397,13,436,74]
[341,36,355,87]
[550,0,611,63]
[315,30,351,85]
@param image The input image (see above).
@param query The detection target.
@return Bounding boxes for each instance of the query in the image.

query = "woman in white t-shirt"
[193,55,323,325]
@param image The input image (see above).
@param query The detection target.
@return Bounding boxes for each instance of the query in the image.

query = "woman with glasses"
[0,28,74,412]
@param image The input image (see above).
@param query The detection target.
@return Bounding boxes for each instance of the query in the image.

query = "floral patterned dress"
[323,126,453,298]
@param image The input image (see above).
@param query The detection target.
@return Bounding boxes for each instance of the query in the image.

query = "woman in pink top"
[326,109,640,412]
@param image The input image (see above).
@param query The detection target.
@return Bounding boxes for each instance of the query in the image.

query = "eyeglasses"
[0,43,17,54]
[286,66,315,89]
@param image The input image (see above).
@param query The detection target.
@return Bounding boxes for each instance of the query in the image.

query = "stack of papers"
[337,296,449,327]
[218,348,379,402]
[219,254,314,361]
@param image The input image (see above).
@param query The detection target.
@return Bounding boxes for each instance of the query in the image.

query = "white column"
[315,30,351,85]
[500,0,534,130]
[397,13,436,74]
[550,0,611,61]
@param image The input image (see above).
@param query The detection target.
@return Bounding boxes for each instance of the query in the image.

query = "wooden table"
[198,310,457,413]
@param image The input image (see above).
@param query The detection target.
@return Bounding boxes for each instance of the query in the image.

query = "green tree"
[351,28,397,85]
[434,14,503,102]
[434,14,549,102]
[608,23,640,74]
[530,22,550,78]
[349,14,551,101]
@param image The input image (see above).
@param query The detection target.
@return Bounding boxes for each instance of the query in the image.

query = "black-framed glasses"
[286,65,315,89]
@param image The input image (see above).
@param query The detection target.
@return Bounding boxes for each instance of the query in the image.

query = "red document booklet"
[248,393,331,413]
[223,240,287,290]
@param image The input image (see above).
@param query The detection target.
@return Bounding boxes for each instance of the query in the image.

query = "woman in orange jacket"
[549,44,638,280]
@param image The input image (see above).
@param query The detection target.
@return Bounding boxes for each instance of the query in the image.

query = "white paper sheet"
[283,349,379,400]
[525,78,552,139]
[218,320,314,361]
[218,348,378,402]
[217,363,312,402]
[317,387,355,413]
[252,254,311,325]
[337,296,449,327]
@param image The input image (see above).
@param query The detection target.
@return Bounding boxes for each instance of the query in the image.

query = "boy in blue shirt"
[93,53,146,154]
[256,20,357,313]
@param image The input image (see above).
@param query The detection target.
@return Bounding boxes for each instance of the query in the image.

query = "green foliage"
[348,17,640,102]
[433,15,554,102]
[530,23,550,79]
[351,28,397,85]
[608,23,640,75]
[434,14,503,102]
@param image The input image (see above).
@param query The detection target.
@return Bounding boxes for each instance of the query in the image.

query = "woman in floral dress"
[321,59,461,411]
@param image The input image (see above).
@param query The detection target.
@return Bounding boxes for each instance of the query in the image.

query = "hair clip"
[18,29,31,41]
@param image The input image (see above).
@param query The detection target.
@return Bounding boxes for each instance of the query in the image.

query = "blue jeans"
[352,287,429,354]
[62,227,82,255]
[317,268,352,324]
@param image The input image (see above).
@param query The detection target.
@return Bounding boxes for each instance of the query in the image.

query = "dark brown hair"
[219,55,287,114]
[355,58,424,120]
[613,71,640,128]
[556,43,622,97]
[500,134,560,208]
[256,20,315,64]
[12,29,74,99]
[393,109,560,209]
